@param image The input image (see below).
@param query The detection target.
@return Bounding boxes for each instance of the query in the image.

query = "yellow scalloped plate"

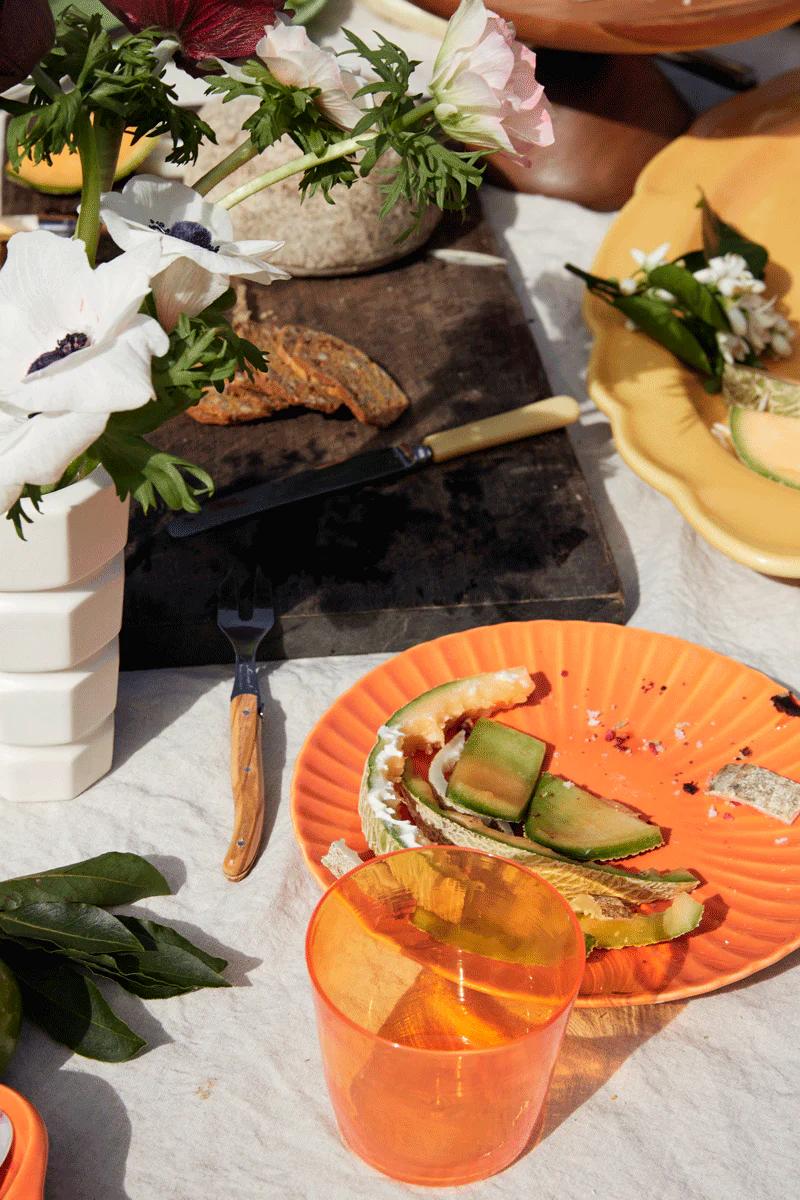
[586,70,800,577]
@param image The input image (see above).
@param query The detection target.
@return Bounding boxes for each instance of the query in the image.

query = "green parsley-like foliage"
[89,299,264,515]
[4,6,213,170]
[206,28,486,217]
[341,31,486,226]
[206,62,359,200]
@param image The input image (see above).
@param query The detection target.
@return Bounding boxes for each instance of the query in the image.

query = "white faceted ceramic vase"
[0,469,129,802]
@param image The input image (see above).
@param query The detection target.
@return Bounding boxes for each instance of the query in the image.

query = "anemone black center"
[27,332,89,375]
[149,218,219,252]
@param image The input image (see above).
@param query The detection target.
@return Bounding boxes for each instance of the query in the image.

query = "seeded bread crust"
[188,319,410,428]
[277,324,409,429]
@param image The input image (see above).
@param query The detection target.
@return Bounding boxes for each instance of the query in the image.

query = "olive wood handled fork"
[217,569,274,882]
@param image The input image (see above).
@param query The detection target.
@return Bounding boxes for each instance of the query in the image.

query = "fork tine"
[253,567,273,618]
[217,569,239,615]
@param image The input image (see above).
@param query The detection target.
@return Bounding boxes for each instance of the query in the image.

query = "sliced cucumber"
[525,773,664,861]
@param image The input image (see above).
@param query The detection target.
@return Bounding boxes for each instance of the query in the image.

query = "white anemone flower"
[100,176,289,331]
[0,231,168,515]
[630,243,670,273]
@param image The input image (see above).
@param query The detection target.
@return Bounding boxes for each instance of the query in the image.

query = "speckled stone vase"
[0,468,129,801]
[192,99,442,277]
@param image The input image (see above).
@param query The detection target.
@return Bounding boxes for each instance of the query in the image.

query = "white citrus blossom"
[726,293,794,357]
[100,175,289,331]
[693,253,765,298]
[630,243,670,273]
[0,231,168,515]
[255,14,367,130]
[430,0,553,163]
[716,330,750,366]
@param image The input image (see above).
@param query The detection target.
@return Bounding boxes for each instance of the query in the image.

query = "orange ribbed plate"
[292,622,800,1005]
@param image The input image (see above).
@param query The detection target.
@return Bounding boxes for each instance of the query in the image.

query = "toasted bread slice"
[277,324,409,428]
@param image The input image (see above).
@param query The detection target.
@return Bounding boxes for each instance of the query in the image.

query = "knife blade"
[168,395,579,539]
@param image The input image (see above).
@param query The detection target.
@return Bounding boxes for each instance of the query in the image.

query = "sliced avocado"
[730,406,800,490]
[525,773,664,861]
[579,892,703,949]
[445,718,545,822]
[402,763,560,857]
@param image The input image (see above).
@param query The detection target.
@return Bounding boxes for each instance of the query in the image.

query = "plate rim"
[290,619,800,1007]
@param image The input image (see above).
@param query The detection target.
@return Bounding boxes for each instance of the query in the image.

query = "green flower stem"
[74,116,123,266]
[217,97,439,211]
[74,114,101,266]
[96,119,124,193]
[192,138,260,197]
[30,65,60,99]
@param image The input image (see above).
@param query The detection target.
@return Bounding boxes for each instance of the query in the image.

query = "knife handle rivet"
[242,708,251,716]
[237,838,246,848]
[244,766,252,774]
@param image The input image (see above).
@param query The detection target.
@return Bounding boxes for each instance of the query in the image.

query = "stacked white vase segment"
[0,469,129,802]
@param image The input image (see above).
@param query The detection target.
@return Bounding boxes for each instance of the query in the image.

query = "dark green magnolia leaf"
[564,263,621,297]
[698,195,768,279]
[614,294,713,376]
[0,853,170,910]
[30,917,229,1000]
[118,918,228,976]
[648,263,730,332]
[672,249,707,273]
[7,949,144,1062]
[0,902,143,956]
[97,948,229,999]
[0,957,22,1075]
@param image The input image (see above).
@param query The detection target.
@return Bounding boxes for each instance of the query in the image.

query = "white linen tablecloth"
[3,6,799,1197]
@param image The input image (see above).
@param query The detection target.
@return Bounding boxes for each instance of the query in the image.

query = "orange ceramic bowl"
[292,621,800,1006]
[0,1086,47,1200]
[405,0,800,54]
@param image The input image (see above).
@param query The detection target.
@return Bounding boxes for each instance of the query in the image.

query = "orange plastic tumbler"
[306,846,585,1186]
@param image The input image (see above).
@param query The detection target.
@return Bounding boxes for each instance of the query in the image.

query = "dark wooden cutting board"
[122,209,624,666]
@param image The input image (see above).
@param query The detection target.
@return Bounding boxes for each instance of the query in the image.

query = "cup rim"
[305,844,586,1056]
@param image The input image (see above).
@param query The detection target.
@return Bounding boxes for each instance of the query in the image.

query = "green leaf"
[614,294,713,376]
[0,957,22,1075]
[119,918,228,976]
[91,427,214,515]
[0,853,171,909]
[648,263,730,331]
[698,194,768,279]
[0,902,144,956]
[52,918,229,1000]
[564,263,621,297]
[6,948,145,1062]
[672,249,707,274]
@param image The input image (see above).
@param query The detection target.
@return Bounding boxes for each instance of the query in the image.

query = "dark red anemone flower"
[101,1,286,74]
[0,0,55,92]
